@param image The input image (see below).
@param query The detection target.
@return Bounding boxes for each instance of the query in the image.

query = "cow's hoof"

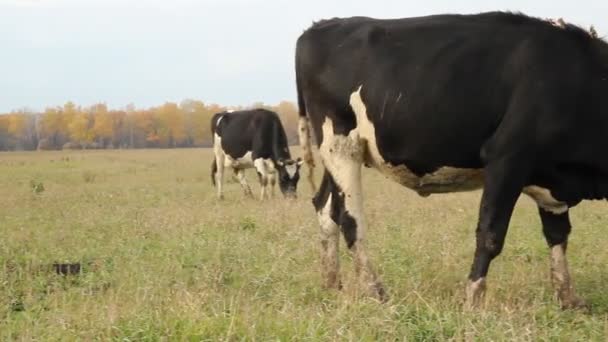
[363,281,388,302]
[374,282,389,303]
[464,278,486,310]
[324,278,342,290]
[560,295,589,311]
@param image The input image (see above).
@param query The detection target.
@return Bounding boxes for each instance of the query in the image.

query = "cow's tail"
[296,50,316,192]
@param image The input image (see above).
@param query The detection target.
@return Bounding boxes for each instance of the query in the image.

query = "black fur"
[296,11,608,299]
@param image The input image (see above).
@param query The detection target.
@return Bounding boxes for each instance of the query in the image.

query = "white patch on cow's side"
[465,277,486,309]
[349,85,484,197]
[523,186,568,214]
[285,163,298,178]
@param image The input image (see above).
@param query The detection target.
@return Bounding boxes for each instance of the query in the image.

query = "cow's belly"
[225,151,254,169]
[374,162,484,196]
[349,85,484,196]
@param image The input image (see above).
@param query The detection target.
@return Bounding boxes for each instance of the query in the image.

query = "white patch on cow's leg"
[523,186,568,214]
[550,244,587,309]
[318,193,341,289]
[464,277,486,310]
[319,117,386,301]
[213,133,225,199]
[254,158,270,200]
[236,169,253,198]
[264,159,276,200]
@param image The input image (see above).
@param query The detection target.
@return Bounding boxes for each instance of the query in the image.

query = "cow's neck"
[272,146,291,162]
[270,121,291,162]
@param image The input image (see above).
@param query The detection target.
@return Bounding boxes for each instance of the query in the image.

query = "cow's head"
[276,158,304,198]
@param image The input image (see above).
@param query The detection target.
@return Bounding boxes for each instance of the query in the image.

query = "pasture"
[1,148,608,340]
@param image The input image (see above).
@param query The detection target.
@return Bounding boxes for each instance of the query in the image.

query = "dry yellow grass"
[1,148,608,340]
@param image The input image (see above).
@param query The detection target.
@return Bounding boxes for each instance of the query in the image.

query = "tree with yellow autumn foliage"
[0,100,300,151]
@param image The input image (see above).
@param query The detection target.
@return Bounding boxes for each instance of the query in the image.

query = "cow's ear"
[276,159,284,166]
[296,157,304,166]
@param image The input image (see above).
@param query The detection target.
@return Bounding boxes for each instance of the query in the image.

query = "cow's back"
[214,109,290,161]
[297,12,602,174]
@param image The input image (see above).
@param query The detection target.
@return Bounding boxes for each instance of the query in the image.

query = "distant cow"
[296,12,608,309]
[211,108,303,200]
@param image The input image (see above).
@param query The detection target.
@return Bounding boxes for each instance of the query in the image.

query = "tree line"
[0,100,300,151]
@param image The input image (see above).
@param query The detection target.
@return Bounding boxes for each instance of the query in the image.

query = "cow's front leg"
[539,208,587,309]
[319,119,386,301]
[236,169,253,198]
[254,158,269,200]
[268,172,277,198]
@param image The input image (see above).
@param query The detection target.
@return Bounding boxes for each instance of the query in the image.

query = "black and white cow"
[296,12,608,309]
[211,108,303,200]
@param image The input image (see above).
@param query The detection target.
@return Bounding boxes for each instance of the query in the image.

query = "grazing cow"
[211,108,303,200]
[296,12,608,309]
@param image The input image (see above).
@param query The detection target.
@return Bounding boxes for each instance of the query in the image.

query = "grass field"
[1,148,608,340]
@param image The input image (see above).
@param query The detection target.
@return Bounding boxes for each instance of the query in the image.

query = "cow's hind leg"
[466,158,527,309]
[319,119,386,301]
[236,169,253,198]
[313,171,341,289]
[539,209,587,309]
[213,147,226,200]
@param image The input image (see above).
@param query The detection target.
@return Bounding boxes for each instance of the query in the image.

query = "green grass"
[1,148,608,340]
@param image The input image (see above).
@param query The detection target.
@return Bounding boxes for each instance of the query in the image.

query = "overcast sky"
[1,0,606,112]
